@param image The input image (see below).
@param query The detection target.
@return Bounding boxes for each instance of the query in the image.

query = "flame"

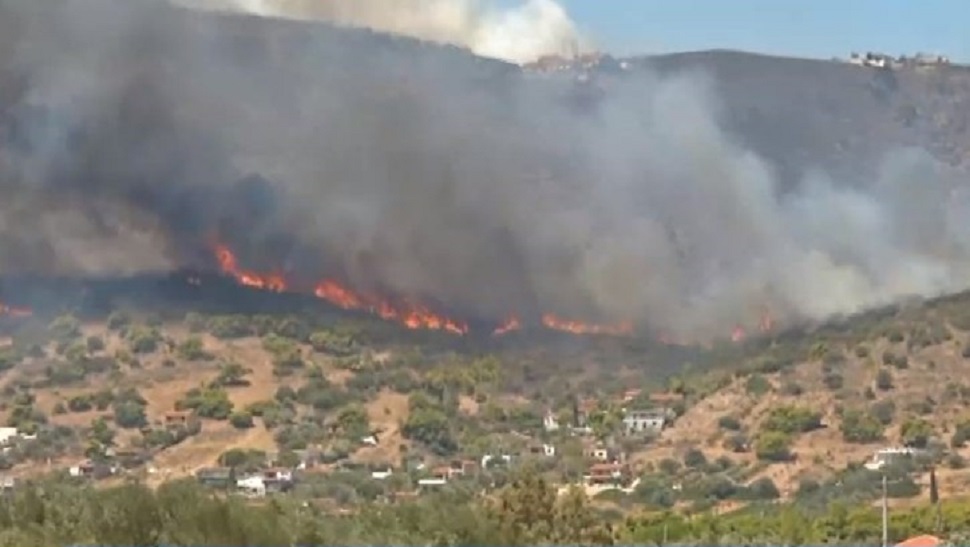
[492,316,521,336]
[209,241,771,340]
[541,313,633,336]
[0,302,32,318]
[315,280,468,335]
[214,244,287,292]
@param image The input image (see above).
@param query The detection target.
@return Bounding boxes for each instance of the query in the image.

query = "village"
[0,385,928,504]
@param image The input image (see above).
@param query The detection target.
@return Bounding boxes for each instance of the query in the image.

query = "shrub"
[840,409,884,443]
[875,369,894,391]
[745,375,772,396]
[755,431,792,461]
[229,412,254,430]
[760,406,822,434]
[717,415,742,431]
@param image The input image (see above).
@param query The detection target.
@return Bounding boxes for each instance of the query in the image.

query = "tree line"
[0,469,967,546]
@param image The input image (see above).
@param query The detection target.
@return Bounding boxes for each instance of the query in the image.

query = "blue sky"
[534,0,969,62]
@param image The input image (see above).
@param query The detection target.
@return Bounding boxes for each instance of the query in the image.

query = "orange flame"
[214,244,287,293]
[541,313,633,336]
[492,316,521,336]
[314,281,468,335]
[210,241,769,340]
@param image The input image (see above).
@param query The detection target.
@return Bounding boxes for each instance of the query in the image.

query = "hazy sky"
[522,0,969,62]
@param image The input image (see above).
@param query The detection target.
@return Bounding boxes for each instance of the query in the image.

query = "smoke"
[1,0,968,340]
[173,0,587,64]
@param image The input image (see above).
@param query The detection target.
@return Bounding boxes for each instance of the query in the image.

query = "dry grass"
[351,390,410,466]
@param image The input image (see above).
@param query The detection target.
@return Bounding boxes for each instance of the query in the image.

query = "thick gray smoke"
[173,0,587,64]
[1,0,968,340]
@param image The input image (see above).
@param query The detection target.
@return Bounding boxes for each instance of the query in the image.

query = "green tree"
[841,409,885,443]
[755,431,792,461]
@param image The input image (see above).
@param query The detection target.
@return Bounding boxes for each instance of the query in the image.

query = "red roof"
[896,535,943,547]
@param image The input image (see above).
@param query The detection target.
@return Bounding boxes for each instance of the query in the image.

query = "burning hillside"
[1,0,969,346]
[212,242,639,338]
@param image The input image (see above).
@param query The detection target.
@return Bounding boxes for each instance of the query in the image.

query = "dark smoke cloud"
[1,0,968,340]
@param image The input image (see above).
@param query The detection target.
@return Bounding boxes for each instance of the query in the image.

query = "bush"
[900,418,933,448]
[723,433,749,453]
[952,421,970,448]
[177,387,234,420]
[840,409,884,443]
[717,415,742,431]
[745,477,781,500]
[229,412,255,429]
[875,369,894,391]
[113,401,148,429]
[755,431,792,461]
[745,375,772,396]
[760,406,822,434]
[823,372,844,390]
[86,336,106,353]
[869,400,895,426]
[683,448,707,469]
[68,395,94,413]
[177,337,213,361]
[106,311,131,331]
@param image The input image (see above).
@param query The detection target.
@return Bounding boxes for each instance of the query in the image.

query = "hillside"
[3,0,970,528]
[622,50,970,186]
[0,273,970,519]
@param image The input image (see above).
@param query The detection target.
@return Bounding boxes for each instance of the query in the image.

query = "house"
[584,462,631,486]
[232,468,293,497]
[584,443,612,462]
[260,468,295,493]
[68,460,117,479]
[195,466,233,488]
[293,447,322,469]
[236,475,267,497]
[527,444,556,457]
[481,454,513,470]
[417,477,447,488]
[543,411,560,432]
[0,427,19,447]
[448,459,478,477]
[163,411,192,428]
[865,447,922,470]
[622,408,670,435]
[619,389,642,405]
[914,53,950,66]
[371,468,393,480]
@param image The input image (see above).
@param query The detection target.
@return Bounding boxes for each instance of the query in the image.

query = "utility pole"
[882,473,889,547]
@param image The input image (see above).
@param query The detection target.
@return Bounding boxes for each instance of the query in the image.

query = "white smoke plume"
[174,0,587,64]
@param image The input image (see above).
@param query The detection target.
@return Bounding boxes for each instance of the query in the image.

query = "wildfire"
[314,281,468,335]
[0,302,32,318]
[492,316,521,336]
[541,313,633,336]
[209,242,775,341]
[214,244,287,293]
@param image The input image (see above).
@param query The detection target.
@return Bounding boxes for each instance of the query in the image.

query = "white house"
[543,412,560,432]
[236,475,266,497]
[0,428,20,447]
[622,409,668,435]
[864,447,922,471]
